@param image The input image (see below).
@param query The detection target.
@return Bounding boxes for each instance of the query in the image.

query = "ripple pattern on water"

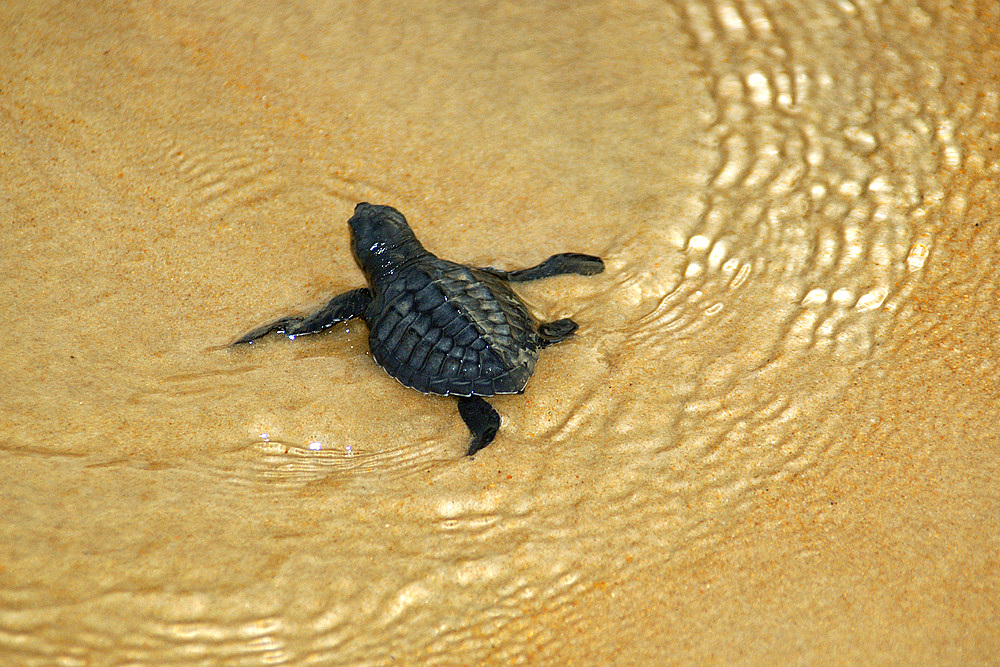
[563,0,1000,535]
[2,0,998,663]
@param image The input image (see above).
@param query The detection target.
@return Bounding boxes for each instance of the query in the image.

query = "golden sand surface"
[1,0,998,663]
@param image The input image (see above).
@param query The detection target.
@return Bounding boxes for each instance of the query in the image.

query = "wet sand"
[2,0,998,663]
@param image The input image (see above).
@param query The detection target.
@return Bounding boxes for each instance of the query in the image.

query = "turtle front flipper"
[458,396,501,456]
[478,253,604,282]
[232,288,372,345]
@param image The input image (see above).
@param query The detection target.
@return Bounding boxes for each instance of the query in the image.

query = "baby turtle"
[233,203,604,455]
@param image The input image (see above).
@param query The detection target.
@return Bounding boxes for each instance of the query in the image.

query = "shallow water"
[2,0,998,663]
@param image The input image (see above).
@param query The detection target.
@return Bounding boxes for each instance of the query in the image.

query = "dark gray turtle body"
[234,202,604,455]
[367,261,538,396]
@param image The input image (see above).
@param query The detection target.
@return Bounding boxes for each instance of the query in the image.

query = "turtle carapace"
[233,203,604,456]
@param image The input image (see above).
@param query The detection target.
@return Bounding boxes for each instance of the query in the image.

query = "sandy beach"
[2,0,998,663]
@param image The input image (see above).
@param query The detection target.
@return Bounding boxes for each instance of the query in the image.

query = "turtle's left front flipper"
[232,288,372,345]
[478,253,604,283]
[458,395,501,456]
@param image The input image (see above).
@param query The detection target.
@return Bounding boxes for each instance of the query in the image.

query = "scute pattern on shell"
[367,260,540,397]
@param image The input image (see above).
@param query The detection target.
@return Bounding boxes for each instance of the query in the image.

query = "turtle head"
[349,203,426,280]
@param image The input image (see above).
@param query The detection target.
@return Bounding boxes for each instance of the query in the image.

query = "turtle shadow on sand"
[233,203,604,456]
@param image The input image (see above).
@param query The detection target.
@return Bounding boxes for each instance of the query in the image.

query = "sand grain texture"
[1,0,998,664]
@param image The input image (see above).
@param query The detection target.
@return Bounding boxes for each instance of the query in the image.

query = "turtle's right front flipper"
[232,288,372,345]
[478,253,604,283]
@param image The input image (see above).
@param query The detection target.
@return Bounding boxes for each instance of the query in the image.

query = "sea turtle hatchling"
[233,202,604,455]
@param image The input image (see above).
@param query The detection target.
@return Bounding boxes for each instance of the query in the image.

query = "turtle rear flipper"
[232,288,371,345]
[458,395,501,455]
[479,253,604,282]
[538,318,578,348]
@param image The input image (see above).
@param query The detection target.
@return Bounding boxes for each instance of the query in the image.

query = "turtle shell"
[366,258,540,397]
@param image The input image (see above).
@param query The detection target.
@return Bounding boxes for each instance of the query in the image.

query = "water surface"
[2,0,998,663]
